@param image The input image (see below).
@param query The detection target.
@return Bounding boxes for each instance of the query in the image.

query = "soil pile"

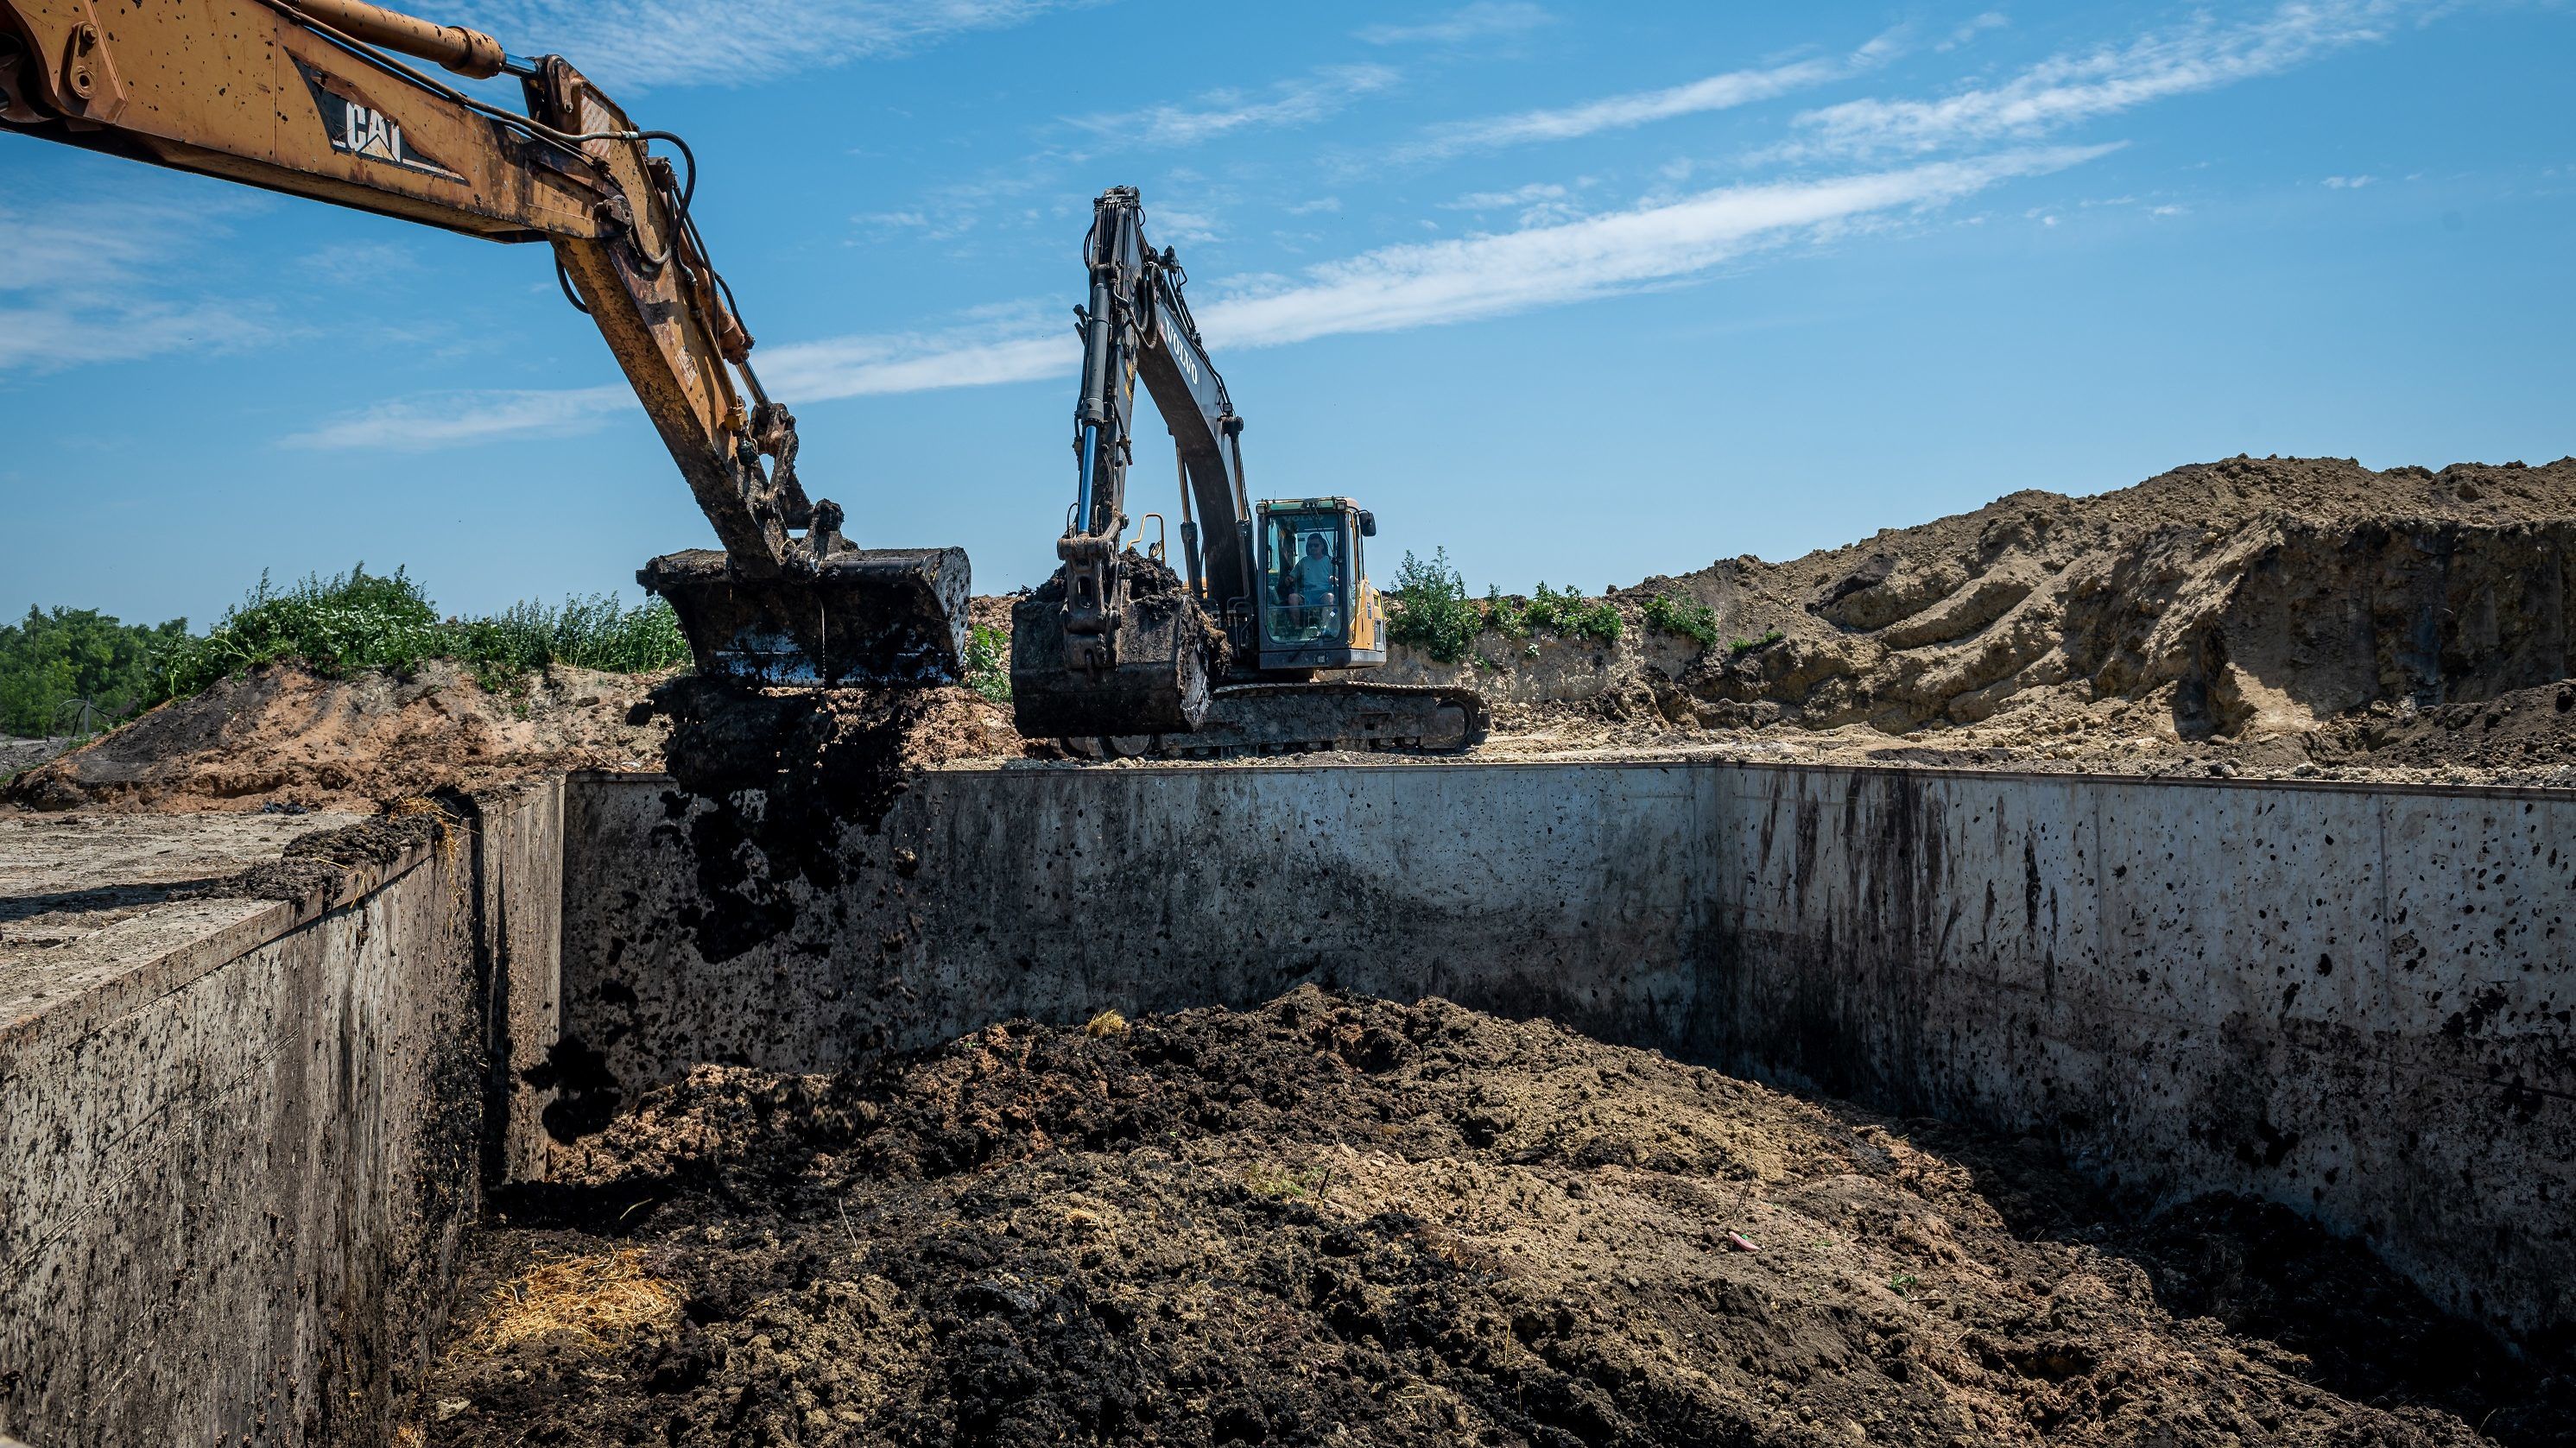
[2,661,670,813]
[424,988,2555,1446]
[2303,677,2576,782]
[2,661,1029,814]
[1395,456,2576,769]
[1661,455,2576,741]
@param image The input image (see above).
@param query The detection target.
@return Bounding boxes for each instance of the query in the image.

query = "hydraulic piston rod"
[281,0,514,78]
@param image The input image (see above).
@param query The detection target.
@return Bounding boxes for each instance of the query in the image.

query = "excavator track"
[1061,680,1490,760]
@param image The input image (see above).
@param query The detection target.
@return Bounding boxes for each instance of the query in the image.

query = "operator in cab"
[1289,533,1339,609]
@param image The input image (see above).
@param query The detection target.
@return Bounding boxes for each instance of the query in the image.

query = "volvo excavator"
[0,0,963,686]
[1011,187,1488,756]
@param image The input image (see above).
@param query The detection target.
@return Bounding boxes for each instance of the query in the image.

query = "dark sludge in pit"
[431,986,2572,1448]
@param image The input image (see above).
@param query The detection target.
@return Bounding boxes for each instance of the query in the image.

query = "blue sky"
[3,0,2569,625]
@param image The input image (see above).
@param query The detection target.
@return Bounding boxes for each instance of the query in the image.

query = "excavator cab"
[1254,499,1385,672]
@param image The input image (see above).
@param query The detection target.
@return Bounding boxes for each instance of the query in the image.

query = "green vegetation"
[1485,581,1623,646]
[1640,590,1721,647]
[1385,548,1640,660]
[1383,548,1484,663]
[3,566,695,737]
[964,622,1012,703]
[1730,629,1785,654]
[0,606,191,738]
[157,566,689,700]
[456,592,692,680]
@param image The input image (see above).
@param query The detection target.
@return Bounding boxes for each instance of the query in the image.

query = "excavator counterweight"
[0,0,963,686]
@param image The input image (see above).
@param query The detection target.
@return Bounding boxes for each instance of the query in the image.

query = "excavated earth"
[1376,454,2576,781]
[1647,455,2576,738]
[0,661,1024,814]
[422,989,2567,1448]
[9,456,2576,809]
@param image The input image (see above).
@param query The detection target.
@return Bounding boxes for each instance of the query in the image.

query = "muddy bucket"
[641,547,970,686]
[1008,589,1213,739]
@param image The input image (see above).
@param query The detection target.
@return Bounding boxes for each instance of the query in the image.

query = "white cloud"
[1441,182,1569,210]
[1073,64,1400,149]
[1197,147,2108,347]
[0,300,272,372]
[0,194,277,374]
[1794,0,2402,158]
[1358,2,1554,46]
[763,331,1072,400]
[1440,181,1586,226]
[2321,174,2377,187]
[1285,197,1344,216]
[281,386,632,450]
[865,152,2104,374]
[1938,12,2010,52]
[333,144,2103,446]
[446,0,1075,88]
[1153,207,1224,243]
[1398,31,1899,161]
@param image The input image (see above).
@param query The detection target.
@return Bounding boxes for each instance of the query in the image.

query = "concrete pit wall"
[564,762,2574,1344]
[0,782,562,1448]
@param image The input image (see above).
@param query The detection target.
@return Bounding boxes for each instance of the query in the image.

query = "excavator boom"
[0,0,964,685]
[1010,187,1484,754]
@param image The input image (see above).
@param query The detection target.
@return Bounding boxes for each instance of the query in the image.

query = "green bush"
[1730,629,1785,654]
[1640,590,1721,647]
[1389,550,1631,660]
[153,566,690,705]
[964,622,1012,703]
[1384,548,1483,663]
[451,593,692,681]
[156,566,446,701]
[0,606,189,737]
[1520,582,1623,644]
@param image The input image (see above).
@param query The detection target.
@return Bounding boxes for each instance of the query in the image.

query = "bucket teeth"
[642,547,970,687]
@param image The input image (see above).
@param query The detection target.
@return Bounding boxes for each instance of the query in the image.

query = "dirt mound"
[1670,455,2576,741]
[424,989,2553,1446]
[2,660,1032,816]
[2,661,669,813]
[2303,677,2576,783]
[1389,456,2576,767]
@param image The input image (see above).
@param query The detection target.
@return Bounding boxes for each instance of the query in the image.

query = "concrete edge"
[0,826,446,1059]
[569,756,2576,804]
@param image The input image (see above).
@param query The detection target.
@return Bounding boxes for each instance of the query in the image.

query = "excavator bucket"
[641,547,970,687]
[1008,589,1213,738]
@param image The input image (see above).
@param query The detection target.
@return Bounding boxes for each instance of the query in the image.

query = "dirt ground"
[9,455,2574,812]
[0,661,1025,814]
[421,988,2563,1448]
[1389,455,2576,780]
[1,661,669,813]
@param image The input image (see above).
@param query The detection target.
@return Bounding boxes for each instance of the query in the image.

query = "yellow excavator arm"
[0,0,968,685]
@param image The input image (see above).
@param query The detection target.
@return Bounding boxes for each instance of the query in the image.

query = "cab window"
[1263,510,1350,645]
